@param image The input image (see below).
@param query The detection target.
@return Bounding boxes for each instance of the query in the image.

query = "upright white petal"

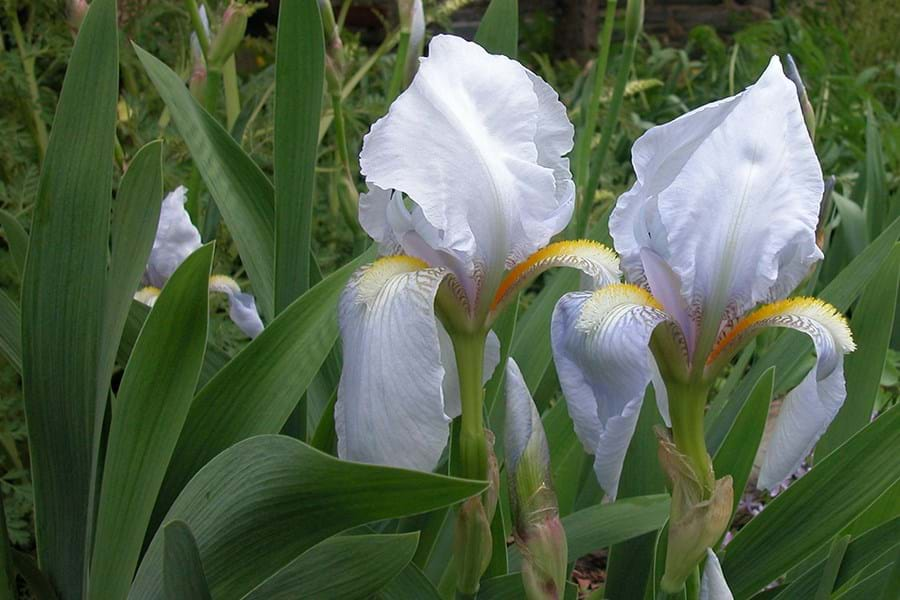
[700,549,733,600]
[144,186,202,288]
[730,299,855,490]
[359,35,574,307]
[336,257,452,471]
[611,57,823,345]
[504,358,549,473]
[551,284,672,498]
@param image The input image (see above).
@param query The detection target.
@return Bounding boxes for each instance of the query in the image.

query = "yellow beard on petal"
[576,283,664,332]
[355,255,430,305]
[491,240,619,311]
[708,296,855,364]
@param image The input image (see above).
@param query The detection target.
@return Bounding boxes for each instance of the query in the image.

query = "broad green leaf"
[863,103,888,241]
[707,215,900,452]
[817,244,899,457]
[814,535,851,600]
[273,0,324,312]
[377,562,441,600]
[100,140,164,394]
[476,575,579,599]
[163,521,212,600]
[509,494,670,570]
[89,244,212,600]
[0,209,27,277]
[309,389,338,453]
[722,406,900,597]
[543,397,589,517]
[243,533,419,599]
[712,367,774,517]
[130,435,485,599]
[153,251,371,525]
[770,518,900,600]
[604,388,666,600]
[118,300,230,388]
[832,192,868,256]
[0,290,21,374]
[134,44,276,319]
[19,0,118,595]
[832,563,895,600]
[475,0,518,58]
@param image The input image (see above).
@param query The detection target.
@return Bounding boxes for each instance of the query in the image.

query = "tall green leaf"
[243,533,419,599]
[475,0,518,58]
[0,209,27,277]
[817,244,899,457]
[0,290,21,374]
[89,244,212,600]
[130,435,485,599]
[153,251,371,524]
[707,216,900,451]
[274,0,324,312]
[722,406,900,597]
[100,140,164,391]
[163,521,212,600]
[713,367,775,517]
[134,44,276,319]
[377,562,442,599]
[19,0,118,595]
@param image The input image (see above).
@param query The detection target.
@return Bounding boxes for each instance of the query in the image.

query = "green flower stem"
[6,1,48,162]
[185,0,210,57]
[187,68,222,224]
[577,0,644,236]
[667,381,713,494]
[386,30,411,104]
[452,332,488,481]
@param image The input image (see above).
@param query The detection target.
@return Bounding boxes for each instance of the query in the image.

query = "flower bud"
[656,428,733,593]
[505,359,569,599]
[207,2,256,70]
[785,54,816,142]
[67,0,89,32]
[454,496,493,596]
[624,0,645,43]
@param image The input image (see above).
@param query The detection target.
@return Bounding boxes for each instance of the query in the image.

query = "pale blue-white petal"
[551,284,672,499]
[336,257,451,471]
[700,549,733,600]
[144,186,202,288]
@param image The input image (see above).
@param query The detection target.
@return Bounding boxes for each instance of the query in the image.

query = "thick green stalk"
[578,0,644,236]
[452,332,488,481]
[570,0,617,238]
[386,30,411,103]
[187,68,222,224]
[185,0,210,56]
[667,382,713,494]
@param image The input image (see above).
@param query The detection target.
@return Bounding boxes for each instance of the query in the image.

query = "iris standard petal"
[611,57,824,350]
[551,284,672,498]
[144,186,202,288]
[708,297,855,490]
[336,256,453,471]
[699,549,733,600]
[359,35,574,306]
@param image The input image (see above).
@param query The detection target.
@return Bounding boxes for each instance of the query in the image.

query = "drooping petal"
[700,549,734,600]
[336,256,452,471]
[208,275,264,339]
[610,56,824,350]
[708,297,855,490]
[359,35,574,308]
[440,328,501,419]
[134,286,160,307]
[551,284,672,498]
[490,240,621,315]
[144,186,202,288]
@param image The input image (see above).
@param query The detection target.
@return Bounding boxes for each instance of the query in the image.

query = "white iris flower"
[135,186,264,339]
[336,35,620,471]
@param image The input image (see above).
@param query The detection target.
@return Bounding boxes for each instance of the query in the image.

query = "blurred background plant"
[0,0,897,595]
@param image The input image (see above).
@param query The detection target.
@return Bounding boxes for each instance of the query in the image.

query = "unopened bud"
[484,429,500,524]
[505,359,569,599]
[67,0,89,32]
[454,496,492,596]
[398,0,425,84]
[207,2,256,69]
[816,175,836,250]
[189,65,208,102]
[785,54,816,142]
[657,428,733,593]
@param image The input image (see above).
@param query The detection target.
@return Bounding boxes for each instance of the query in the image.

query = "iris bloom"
[336,35,620,475]
[135,186,264,339]
[552,56,854,497]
